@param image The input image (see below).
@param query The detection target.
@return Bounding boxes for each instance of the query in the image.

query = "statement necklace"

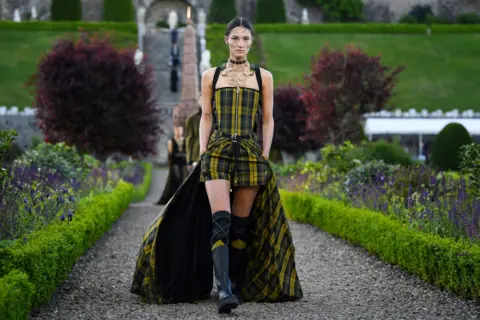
[221,58,254,87]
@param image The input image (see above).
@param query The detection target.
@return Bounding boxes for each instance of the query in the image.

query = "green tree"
[256,0,286,23]
[51,0,82,21]
[208,0,236,24]
[103,0,135,22]
[431,123,473,171]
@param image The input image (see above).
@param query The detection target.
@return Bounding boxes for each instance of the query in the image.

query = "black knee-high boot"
[211,211,238,313]
[230,215,250,305]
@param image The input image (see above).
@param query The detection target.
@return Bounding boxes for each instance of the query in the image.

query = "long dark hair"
[225,17,255,37]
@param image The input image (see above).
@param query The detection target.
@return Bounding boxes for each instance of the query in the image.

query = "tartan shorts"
[200,131,269,187]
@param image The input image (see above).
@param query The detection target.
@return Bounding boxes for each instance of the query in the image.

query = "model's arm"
[167,139,173,154]
[199,68,215,156]
[185,117,193,164]
[261,69,274,160]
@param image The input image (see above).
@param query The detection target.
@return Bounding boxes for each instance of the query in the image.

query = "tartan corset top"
[212,86,261,137]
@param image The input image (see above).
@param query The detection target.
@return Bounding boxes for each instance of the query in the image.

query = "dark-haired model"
[130,17,303,314]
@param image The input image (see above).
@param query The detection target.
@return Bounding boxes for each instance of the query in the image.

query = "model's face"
[225,27,253,60]
[174,126,183,137]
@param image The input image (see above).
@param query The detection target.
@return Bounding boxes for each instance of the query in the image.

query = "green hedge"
[0,21,137,33]
[103,0,135,22]
[280,190,480,300]
[132,162,153,202]
[51,0,82,21]
[208,0,236,24]
[256,0,287,23]
[208,23,480,34]
[0,271,35,320]
[0,181,134,319]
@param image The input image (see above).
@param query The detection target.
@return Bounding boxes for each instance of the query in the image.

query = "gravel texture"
[30,169,480,320]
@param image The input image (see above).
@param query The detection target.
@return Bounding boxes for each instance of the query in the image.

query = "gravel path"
[30,169,480,320]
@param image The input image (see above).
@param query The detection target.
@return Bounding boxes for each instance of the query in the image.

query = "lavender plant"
[278,158,480,244]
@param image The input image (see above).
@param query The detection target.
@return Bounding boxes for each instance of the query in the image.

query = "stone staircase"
[283,0,324,23]
[144,29,184,165]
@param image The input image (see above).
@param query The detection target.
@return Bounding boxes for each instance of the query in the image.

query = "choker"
[229,59,247,65]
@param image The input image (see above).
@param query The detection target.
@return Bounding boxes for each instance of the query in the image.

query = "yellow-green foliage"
[0,181,134,319]
[281,190,480,300]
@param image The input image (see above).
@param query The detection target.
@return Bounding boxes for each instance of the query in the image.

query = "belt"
[214,131,253,185]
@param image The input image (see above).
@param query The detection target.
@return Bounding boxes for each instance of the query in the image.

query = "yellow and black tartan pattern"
[213,87,260,136]
[200,131,268,186]
[201,86,267,186]
[241,163,303,302]
[130,163,303,303]
[130,206,167,303]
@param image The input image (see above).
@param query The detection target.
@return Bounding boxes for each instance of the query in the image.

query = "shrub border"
[0,21,137,33]
[131,162,153,202]
[208,23,480,34]
[280,190,480,301]
[2,21,478,35]
[0,180,136,319]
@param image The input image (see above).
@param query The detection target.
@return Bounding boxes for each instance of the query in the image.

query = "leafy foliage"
[103,0,135,22]
[408,4,433,24]
[459,143,480,197]
[272,84,317,154]
[0,130,18,162]
[208,0,237,24]
[356,140,414,166]
[29,33,161,160]
[315,0,364,22]
[431,123,472,171]
[256,0,286,23]
[51,0,82,21]
[456,12,480,24]
[300,45,404,146]
[295,0,363,21]
[343,160,397,197]
[16,142,98,180]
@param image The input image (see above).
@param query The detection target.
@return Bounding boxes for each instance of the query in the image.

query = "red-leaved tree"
[301,44,405,146]
[29,33,161,160]
[273,84,319,155]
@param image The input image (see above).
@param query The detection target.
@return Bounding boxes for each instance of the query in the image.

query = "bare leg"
[229,186,260,303]
[205,179,231,214]
[204,179,238,313]
[232,186,260,218]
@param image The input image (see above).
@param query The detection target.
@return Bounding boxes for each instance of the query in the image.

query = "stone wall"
[0,107,42,150]
[236,0,480,23]
[1,0,479,22]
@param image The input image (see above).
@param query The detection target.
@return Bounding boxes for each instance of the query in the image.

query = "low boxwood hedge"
[0,180,135,319]
[0,271,35,320]
[280,190,480,301]
[208,22,480,34]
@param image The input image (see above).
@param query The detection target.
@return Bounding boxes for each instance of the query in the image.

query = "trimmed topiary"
[51,0,82,21]
[256,0,286,23]
[208,0,236,24]
[103,0,135,22]
[431,122,473,171]
[358,140,414,166]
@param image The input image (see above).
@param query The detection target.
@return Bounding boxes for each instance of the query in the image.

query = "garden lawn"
[0,30,136,109]
[261,33,480,112]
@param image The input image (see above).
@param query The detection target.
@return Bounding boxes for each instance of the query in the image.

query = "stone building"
[1,0,479,23]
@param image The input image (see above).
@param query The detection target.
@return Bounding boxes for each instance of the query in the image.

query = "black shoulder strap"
[212,64,224,90]
[253,64,262,95]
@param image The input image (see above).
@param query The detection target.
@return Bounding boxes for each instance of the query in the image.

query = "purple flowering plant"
[277,155,480,244]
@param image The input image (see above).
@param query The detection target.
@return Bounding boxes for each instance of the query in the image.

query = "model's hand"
[192,161,198,167]
[262,154,269,161]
